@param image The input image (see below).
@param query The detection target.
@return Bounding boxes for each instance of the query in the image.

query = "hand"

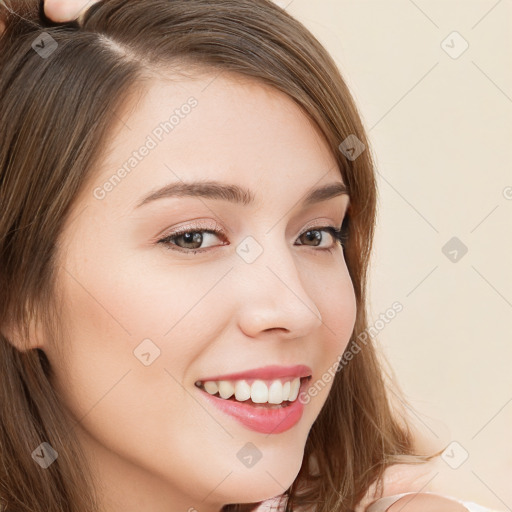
[43,0,101,23]
[0,0,99,35]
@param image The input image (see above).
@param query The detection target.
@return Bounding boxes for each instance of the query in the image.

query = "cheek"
[49,251,230,491]
[301,258,357,404]
[311,256,357,348]
[50,235,228,419]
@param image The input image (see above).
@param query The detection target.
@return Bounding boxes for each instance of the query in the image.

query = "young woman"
[0,1,503,511]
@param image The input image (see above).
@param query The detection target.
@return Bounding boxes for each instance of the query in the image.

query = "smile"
[195,376,313,434]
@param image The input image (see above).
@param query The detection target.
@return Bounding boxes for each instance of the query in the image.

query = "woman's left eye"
[157,223,347,255]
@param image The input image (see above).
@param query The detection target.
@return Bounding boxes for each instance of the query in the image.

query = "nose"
[233,238,323,340]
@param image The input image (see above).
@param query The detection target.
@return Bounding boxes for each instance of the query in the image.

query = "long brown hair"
[0,1,441,511]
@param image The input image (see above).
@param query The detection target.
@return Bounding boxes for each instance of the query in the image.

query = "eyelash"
[157,220,348,255]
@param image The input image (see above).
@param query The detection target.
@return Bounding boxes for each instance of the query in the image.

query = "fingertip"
[43,0,89,23]
[43,0,67,22]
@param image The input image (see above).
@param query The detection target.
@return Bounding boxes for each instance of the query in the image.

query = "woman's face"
[47,70,356,512]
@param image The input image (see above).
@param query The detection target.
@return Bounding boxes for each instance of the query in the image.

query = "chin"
[219,460,301,505]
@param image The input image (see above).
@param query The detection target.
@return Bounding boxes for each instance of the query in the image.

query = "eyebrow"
[135,180,349,209]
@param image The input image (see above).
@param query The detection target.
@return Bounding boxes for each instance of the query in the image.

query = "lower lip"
[197,378,311,434]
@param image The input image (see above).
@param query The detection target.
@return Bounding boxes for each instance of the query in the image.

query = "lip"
[197,364,312,383]
[197,376,311,434]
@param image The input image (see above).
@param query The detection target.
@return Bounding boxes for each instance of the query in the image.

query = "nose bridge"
[234,230,322,337]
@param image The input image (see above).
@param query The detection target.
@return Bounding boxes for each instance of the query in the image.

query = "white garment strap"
[365,491,497,512]
[459,500,499,512]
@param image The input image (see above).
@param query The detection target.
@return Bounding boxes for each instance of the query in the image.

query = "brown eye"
[158,227,226,253]
[295,226,345,251]
[298,229,323,246]
[157,223,346,255]
[173,231,208,250]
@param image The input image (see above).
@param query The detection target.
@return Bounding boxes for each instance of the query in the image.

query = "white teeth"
[282,380,291,401]
[218,380,235,399]
[268,380,283,404]
[203,381,219,395]
[200,377,303,404]
[289,377,301,401]
[251,380,268,403]
[234,380,251,401]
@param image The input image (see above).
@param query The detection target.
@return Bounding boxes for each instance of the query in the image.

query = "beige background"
[274,0,512,509]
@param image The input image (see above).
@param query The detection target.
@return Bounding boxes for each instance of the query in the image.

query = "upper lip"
[198,364,312,382]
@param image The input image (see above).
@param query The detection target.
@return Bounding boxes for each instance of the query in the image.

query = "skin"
[385,494,468,512]
[32,70,356,512]
[43,0,101,22]
[4,1,477,511]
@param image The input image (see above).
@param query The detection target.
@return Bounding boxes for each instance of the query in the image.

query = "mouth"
[194,375,312,408]
[195,376,313,434]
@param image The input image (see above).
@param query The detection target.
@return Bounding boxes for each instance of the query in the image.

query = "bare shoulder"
[353,459,440,512]
[365,492,504,512]
[385,493,469,512]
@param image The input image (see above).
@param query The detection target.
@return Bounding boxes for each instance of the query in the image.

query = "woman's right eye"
[157,228,226,254]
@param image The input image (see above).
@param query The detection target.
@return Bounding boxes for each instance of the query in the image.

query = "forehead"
[84,69,343,212]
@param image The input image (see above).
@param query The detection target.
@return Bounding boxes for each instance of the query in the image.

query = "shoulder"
[254,490,502,512]
[366,492,504,512]
[353,457,504,512]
